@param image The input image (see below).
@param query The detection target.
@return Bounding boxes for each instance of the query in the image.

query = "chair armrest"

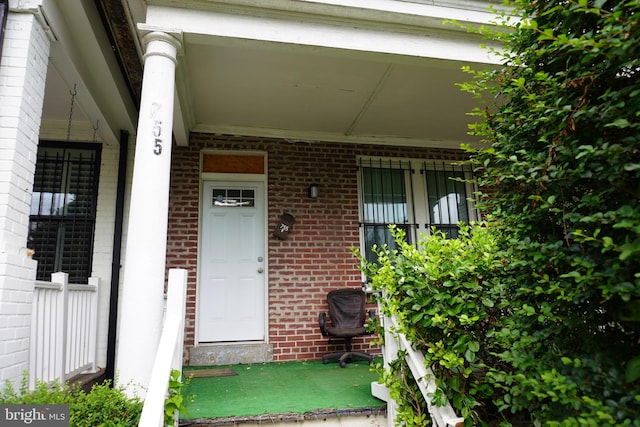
[318,312,329,336]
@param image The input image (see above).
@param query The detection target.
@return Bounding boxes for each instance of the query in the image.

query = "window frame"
[28,141,102,283]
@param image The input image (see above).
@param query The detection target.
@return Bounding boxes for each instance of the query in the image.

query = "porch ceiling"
[39,0,499,149]
[182,38,483,148]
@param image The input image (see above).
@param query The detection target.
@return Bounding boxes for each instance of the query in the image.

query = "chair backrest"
[327,288,366,329]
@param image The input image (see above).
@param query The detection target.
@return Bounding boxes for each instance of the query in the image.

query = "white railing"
[29,272,99,388]
[139,268,188,427]
[372,312,465,427]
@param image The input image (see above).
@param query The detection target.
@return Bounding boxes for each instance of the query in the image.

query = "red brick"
[167,134,467,363]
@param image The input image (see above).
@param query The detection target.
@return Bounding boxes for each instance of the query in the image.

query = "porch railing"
[29,272,99,388]
[139,268,188,427]
[372,312,465,427]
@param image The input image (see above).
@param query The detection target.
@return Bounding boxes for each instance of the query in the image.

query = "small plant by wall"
[165,369,193,426]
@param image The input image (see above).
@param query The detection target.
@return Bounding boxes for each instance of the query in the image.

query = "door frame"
[196,153,268,345]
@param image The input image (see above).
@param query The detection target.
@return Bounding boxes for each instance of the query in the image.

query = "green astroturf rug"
[181,360,384,420]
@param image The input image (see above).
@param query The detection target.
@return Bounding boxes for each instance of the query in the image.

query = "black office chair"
[318,288,374,367]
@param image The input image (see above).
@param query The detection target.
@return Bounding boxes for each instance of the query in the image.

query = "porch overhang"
[137,0,503,149]
[38,0,504,147]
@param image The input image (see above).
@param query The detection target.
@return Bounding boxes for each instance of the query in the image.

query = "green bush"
[361,219,640,425]
[0,375,143,426]
[358,223,520,426]
[362,0,640,425]
[457,0,640,425]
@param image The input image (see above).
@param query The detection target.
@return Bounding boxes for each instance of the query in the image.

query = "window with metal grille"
[28,142,101,283]
[358,158,415,263]
[358,157,477,264]
[423,161,471,239]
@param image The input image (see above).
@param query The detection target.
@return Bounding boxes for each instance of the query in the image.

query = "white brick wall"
[0,10,51,385]
[91,144,120,369]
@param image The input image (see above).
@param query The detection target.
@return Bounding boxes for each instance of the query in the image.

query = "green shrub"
[358,0,640,425]
[69,382,142,427]
[361,218,640,426]
[0,374,143,426]
[358,223,520,426]
[457,0,640,425]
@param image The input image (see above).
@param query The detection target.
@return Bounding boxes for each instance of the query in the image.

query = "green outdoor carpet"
[180,360,384,420]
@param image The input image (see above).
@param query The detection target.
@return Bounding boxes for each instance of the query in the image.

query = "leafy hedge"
[0,376,143,426]
[460,0,640,424]
[359,224,516,425]
[362,218,639,426]
[361,0,640,425]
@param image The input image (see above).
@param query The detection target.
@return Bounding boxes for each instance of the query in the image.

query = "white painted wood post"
[371,311,400,427]
[138,268,188,427]
[87,277,99,373]
[116,30,182,397]
[51,272,69,384]
[168,269,187,375]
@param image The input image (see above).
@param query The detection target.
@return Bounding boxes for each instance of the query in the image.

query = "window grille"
[28,142,101,283]
[422,161,473,238]
[358,158,416,263]
[358,158,478,264]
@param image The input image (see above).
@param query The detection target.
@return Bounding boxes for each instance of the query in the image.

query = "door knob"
[257,268,264,273]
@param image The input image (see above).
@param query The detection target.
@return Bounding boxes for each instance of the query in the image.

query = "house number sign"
[152,119,163,155]
[273,213,295,240]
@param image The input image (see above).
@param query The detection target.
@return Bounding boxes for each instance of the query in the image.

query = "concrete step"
[189,343,274,365]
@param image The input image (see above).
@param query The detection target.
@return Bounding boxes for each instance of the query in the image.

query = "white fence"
[29,272,99,388]
[139,268,188,427]
[372,312,465,427]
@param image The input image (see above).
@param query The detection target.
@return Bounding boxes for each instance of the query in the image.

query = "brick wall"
[167,133,467,364]
[0,11,50,383]
[92,144,120,368]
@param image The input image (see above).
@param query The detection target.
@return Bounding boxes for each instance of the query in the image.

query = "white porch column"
[0,2,50,385]
[116,31,181,395]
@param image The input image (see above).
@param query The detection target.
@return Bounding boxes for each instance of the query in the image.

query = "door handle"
[257,268,264,274]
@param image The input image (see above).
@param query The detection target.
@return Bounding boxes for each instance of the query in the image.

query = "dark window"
[28,142,101,283]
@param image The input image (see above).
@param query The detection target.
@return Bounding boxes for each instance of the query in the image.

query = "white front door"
[198,181,266,342]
